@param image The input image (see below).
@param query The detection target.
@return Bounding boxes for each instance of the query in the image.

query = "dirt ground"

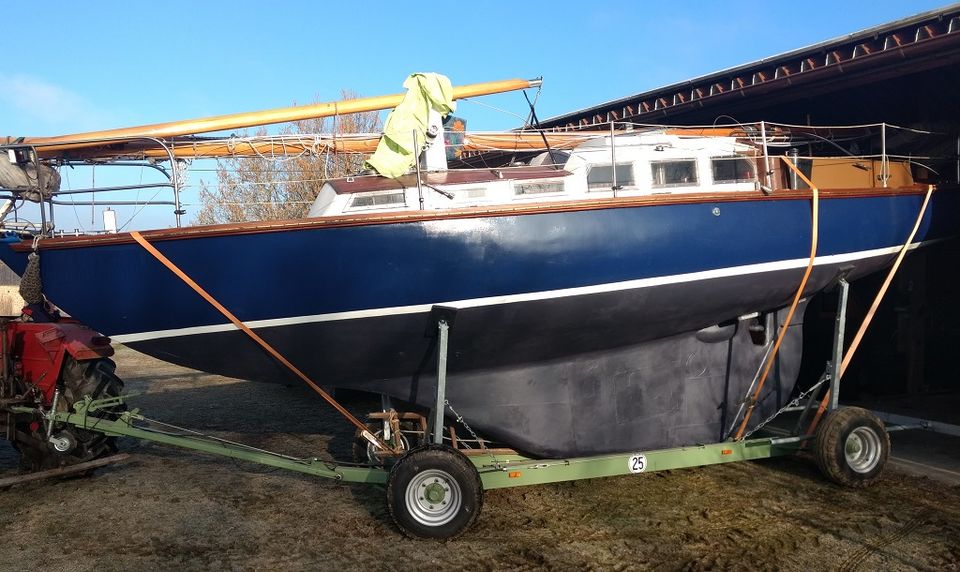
[1,346,958,571]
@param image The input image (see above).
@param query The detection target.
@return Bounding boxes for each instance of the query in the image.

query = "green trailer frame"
[9,279,893,538]
[13,397,801,490]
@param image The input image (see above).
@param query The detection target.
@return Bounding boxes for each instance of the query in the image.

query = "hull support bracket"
[428,305,458,445]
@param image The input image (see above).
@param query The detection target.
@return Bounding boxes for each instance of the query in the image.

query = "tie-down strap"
[129,230,389,453]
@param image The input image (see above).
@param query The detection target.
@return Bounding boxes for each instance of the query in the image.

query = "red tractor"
[0,301,123,472]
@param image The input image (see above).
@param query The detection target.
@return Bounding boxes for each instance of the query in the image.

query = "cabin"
[308,130,912,217]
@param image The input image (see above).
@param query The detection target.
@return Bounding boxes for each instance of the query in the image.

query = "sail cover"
[0,153,60,201]
[364,73,456,178]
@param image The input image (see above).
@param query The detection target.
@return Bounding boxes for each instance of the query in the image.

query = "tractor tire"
[14,357,125,472]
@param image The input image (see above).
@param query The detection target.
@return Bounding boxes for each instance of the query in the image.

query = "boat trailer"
[2,279,897,539]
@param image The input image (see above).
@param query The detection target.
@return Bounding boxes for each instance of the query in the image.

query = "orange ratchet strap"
[733,156,819,440]
[129,231,390,452]
[806,184,934,435]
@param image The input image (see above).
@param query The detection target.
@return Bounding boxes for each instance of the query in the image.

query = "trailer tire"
[15,357,125,472]
[814,406,889,488]
[386,445,483,539]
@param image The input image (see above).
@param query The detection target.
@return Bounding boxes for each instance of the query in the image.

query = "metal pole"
[146,138,181,227]
[610,121,618,196]
[760,121,772,190]
[53,183,172,195]
[881,123,888,188]
[62,161,170,175]
[829,278,850,411]
[434,319,449,444]
[45,389,61,439]
[37,188,47,235]
[787,148,799,189]
[414,129,424,210]
[725,336,776,440]
[381,394,393,442]
[51,199,177,206]
[171,159,182,227]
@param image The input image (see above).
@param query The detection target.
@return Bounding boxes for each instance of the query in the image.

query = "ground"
[0,347,958,571]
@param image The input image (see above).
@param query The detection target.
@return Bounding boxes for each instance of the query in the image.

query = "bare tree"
[195,91,381,225]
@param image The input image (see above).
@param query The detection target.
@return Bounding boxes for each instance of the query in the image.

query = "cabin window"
[515,181,564,195]
[651,159,699,187]
[347,190,406,210]
[712,157,756,183]
[454,188,487,200]
[587,163,635,190]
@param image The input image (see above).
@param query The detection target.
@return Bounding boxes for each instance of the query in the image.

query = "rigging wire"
[457,97,530,123]
[62,167,85,233]
[118,186,170,231]
[521,88,554,167]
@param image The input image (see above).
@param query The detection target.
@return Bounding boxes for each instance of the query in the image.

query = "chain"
[740,374,829,440]
[444,398,500,466]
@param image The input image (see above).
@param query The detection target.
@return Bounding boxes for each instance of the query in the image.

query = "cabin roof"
[326,166,570,194]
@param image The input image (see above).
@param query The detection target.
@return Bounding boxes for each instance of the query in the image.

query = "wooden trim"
[15,184,946,252]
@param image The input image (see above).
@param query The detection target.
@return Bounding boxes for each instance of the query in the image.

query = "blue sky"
[0,0,952,230]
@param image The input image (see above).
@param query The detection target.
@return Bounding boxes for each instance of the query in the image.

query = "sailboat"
[0,75,956,457]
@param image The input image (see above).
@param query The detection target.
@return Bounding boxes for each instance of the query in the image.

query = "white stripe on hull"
[112,242,924,344]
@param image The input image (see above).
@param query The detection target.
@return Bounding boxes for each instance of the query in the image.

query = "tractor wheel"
[14,357,125,472]
[814,406,890,488]
[386,445,483,539]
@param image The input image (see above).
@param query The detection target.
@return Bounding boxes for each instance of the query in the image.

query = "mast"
[22,78,542,154]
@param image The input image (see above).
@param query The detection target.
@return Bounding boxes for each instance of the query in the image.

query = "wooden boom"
[22,78,540,154]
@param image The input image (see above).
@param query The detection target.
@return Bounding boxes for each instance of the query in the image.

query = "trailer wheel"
[386,445,483,539]
[814,406,889,488]
[15,357,125,472]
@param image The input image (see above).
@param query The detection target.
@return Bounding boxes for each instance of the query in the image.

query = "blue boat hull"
[3,188,956,456]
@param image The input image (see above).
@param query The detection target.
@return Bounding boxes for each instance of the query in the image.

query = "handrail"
[2,137,185,227]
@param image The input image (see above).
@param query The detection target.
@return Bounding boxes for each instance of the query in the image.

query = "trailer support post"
[428,305,458,445]
[829,278,849,411]
[434,319,450,445]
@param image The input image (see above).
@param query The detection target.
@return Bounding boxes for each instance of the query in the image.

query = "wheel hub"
[844,426,881,473]
[48,431,77,453]
[846,436,863,456]
[424,482,446,503]
[405,469,462,526]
